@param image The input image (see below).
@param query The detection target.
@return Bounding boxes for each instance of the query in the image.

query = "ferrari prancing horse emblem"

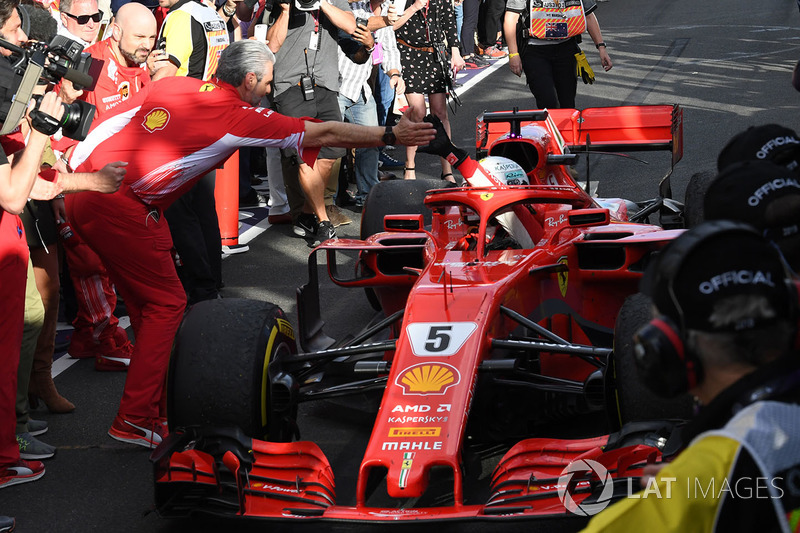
[557,256,568,297]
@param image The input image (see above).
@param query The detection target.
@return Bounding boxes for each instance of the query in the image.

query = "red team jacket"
[70,76,320,209]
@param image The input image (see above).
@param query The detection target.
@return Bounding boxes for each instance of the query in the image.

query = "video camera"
[0,34,95,140]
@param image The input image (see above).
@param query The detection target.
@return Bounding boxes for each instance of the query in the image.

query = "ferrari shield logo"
[399,452,415,488]
[199,83,217,92]
[480,192,494,201]
[558,256,568,297]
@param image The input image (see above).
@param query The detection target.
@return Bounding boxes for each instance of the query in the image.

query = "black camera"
[22,35,93,88]
[295,0,320,11]
[0,34,95,137]
[30,93,94,141]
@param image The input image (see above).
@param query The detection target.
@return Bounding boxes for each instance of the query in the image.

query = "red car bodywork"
[154,105,684,523]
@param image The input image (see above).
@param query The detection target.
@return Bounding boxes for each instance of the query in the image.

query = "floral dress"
[394,0,460,94]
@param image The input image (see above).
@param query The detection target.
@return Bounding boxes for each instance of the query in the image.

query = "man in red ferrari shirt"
[60,2,163,370]
[82,2,159,117]
[64,39,434,448]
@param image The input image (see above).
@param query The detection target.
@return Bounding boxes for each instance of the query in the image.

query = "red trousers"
[0,212,27,466]
[61,235,121,344]
[66,187,186,418]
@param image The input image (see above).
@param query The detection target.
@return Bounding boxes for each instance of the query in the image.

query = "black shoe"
[379,151,404,169]
[0,516,15,533]
[293,213,318,238]
[239,189,267,208]
[318,220,337,243]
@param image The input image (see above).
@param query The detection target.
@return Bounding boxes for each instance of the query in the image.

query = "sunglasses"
[63,10,103,24]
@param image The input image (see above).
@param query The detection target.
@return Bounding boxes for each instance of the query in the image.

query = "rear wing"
[476,104,684,167]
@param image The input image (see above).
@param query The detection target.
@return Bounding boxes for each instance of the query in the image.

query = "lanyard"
[311,9,320,34]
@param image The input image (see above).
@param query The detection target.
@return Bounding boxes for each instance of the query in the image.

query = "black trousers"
[165,170,222,305]
[461,0,481,55]
[521,38,580,109]
[478,0,506,48]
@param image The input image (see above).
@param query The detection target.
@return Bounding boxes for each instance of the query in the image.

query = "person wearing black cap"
[582,221,800,532]
[685,124,800,227]
[704,159,800,271]
[717,124,800,173]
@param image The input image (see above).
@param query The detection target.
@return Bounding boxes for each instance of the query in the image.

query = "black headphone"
[633,220,797,398]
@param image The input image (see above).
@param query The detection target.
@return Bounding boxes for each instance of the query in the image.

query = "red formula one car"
[153,105,687,525]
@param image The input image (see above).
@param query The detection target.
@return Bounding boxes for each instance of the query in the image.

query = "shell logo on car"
[396,363,460,395]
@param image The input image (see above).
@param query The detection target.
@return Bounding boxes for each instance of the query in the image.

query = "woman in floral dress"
[394,0,465,182]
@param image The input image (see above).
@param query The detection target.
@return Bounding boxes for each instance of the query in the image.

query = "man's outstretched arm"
[302,110,435,149]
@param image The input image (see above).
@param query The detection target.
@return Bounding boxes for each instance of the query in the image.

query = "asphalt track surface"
[6,0,800,531]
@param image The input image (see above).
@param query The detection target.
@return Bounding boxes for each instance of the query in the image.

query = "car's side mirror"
[384,214,424,232]
[568,208,610,228]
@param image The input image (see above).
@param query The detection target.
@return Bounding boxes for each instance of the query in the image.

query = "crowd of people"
[3,0,800,530]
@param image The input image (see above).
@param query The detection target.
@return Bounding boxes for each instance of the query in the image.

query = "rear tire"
[608,293,693,429]
[683,169,716,228]
[360,179,438,310]
[168,298,297,440]
[360,179,438,239]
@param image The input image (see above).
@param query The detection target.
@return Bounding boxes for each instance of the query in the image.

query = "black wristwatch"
[382,124,396,146]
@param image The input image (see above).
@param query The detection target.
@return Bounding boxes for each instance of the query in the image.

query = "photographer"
[0,0,125,492]
[256,0,358,241]
[0,0,62,495]
[62,39,434,449]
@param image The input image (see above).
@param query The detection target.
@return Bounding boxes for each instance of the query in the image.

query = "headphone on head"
[633,220,798,398]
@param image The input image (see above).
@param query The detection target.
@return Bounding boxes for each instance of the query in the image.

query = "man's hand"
[385,4,398,24]
[29,175,64,200]
[57,79,83,105]
[90,161,128,193]
[417,114,467,166]
[353,24,374,48]
[147,49,173,76]
[392,110,436,146]
[51,197,66,222]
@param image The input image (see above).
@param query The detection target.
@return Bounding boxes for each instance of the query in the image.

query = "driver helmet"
[479,156,530,186]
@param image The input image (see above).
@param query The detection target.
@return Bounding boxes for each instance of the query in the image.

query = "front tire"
[167,298,297,440]
[607,293,693,429]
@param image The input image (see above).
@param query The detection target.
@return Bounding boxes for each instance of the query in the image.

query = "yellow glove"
[575,51,595,84]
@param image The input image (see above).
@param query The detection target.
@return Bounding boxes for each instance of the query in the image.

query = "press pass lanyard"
[308,9,320,50]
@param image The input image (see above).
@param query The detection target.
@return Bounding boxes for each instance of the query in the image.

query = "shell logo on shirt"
[118,81,130,100]
[142,108,170,133]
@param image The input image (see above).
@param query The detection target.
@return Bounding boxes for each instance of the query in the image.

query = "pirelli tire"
[167,298,297,440]
[608,293,693,429]
[360,179,437,310]
[360,179,437,239]
[683,169,716,228]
